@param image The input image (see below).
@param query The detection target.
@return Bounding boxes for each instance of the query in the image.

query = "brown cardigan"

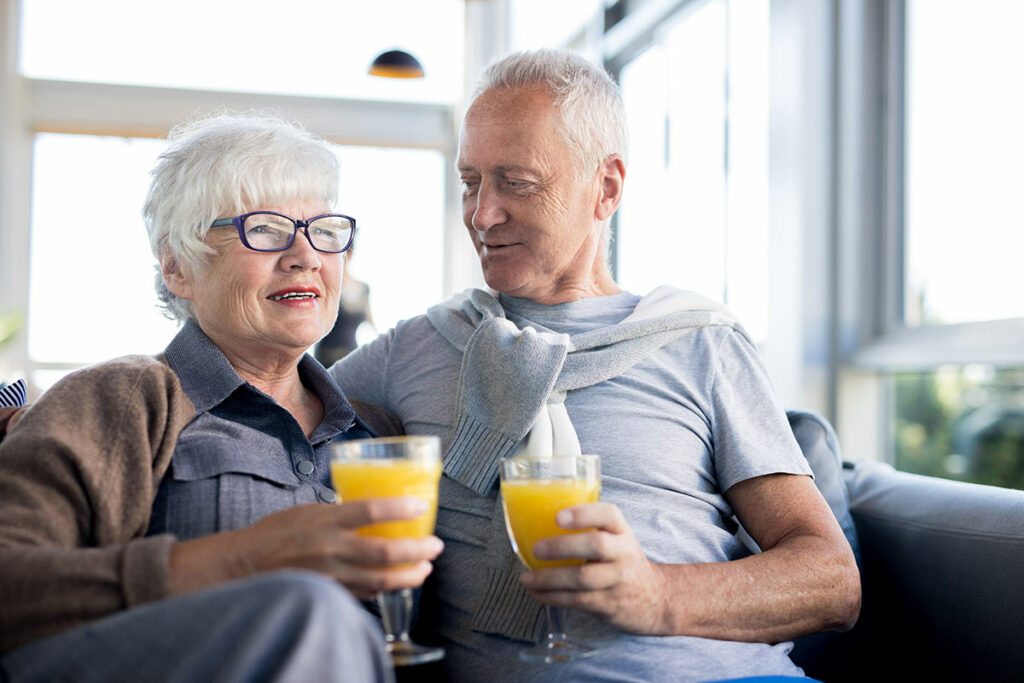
[0,355,401,654]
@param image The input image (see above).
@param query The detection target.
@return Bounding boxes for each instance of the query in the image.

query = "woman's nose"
[280,228,322,270]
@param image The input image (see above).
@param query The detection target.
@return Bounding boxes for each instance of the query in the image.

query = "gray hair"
[142,112,340,321]
[472,48,629,176]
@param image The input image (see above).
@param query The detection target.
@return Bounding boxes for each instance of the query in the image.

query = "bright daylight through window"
[617,0,769,342]
[890,0,1024,489]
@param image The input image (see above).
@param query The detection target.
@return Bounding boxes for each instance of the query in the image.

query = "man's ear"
[594,155,626,222]
[160,254,193,301]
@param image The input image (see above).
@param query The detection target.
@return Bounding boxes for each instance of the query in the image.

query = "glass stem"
[544,605,569,642]
[378,588,414,644]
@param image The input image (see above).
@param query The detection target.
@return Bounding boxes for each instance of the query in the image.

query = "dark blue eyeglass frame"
[210,211,356,254]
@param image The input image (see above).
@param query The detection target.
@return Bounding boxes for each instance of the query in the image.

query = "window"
[5,0,458,396]
[903,0,1024,326]
[20,0,464,104]
[333,145,446,337]
[25,134,445,390]
[508,0,601,51]
[28,134,178,372]
[877,0,1024,487]
[892,366,1024,489]
[615,0,770,341]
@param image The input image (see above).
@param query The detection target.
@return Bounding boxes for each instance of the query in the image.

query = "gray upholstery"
[793,460,1024,682]
[787,410,859,560]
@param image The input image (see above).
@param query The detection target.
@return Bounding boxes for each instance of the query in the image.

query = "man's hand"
[518,474,861,643]
[519,502,672,634]
[170,497,445,600]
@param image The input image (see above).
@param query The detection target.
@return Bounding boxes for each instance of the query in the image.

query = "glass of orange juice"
[500,454,601,663]
[330,435,444,667]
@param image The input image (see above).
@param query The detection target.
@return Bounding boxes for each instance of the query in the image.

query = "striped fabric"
[0,379,27,407]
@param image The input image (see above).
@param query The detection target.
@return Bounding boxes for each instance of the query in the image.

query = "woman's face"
[165,199,343,368]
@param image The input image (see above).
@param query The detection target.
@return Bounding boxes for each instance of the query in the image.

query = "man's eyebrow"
[456,163,537,176]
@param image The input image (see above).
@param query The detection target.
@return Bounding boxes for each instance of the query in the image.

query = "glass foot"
[387,638,446,667]
[519,637,598,664]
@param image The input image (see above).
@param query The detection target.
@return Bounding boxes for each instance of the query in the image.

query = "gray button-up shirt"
[147,320,372,540]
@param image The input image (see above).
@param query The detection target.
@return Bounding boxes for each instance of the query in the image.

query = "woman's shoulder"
[33,354,191,421]
[55,354,180,390]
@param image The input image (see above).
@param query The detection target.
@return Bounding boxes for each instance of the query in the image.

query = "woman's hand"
[169,498,445,600]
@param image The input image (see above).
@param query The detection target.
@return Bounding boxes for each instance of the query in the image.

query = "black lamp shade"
[368,50,425,79]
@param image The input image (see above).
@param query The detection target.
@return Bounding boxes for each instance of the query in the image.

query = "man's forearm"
[652,533,860,642]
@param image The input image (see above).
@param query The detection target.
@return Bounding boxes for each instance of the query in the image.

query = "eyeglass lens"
[243,213,353,253]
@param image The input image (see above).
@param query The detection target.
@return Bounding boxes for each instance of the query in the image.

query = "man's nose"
[470,181,507,231]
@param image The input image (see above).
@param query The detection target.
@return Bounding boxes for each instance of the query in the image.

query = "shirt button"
[319,489,338,503]
[296,460,315,476]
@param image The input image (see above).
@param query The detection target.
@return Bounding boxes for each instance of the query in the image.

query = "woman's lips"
[267,286,320,302]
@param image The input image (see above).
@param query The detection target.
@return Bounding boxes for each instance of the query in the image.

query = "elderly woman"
[0,114,440,683]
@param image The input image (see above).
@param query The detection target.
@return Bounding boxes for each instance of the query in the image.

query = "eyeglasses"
[210,211,356,254]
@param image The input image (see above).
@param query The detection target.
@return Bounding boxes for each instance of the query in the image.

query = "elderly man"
[332,48,860,681]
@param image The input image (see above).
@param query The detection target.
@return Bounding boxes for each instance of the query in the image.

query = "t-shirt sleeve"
[330,327,395,409]
[709,329,812,492]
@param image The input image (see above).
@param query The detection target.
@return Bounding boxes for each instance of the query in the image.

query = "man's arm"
[522,472,861,642]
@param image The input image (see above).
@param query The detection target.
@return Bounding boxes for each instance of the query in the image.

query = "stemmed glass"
[329,435,445,667]
[500,454,602,663]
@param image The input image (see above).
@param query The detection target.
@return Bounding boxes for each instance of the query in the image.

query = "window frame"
[836,0,1024,465]
[0,0,474,394]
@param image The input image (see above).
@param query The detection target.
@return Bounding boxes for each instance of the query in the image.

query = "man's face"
[457,86,608,303]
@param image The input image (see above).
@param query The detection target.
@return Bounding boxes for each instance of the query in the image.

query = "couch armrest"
[843,461,1024,681]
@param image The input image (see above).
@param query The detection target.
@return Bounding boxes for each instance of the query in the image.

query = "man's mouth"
[481,240,519,250]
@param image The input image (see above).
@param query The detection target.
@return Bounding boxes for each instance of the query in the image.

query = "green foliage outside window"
[892,366,1024,490]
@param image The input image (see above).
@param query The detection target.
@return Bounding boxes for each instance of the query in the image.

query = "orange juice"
[501,478,601,569]
[330,459,442,539]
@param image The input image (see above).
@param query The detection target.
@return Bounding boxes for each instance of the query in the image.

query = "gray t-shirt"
[332,290,812,682]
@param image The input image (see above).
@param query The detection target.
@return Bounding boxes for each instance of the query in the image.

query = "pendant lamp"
[368,49,425,79]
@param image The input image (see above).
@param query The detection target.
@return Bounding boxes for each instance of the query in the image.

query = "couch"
[787,412,1024,682]
[3,404,1021,680]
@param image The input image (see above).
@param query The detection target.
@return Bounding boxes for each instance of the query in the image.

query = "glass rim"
[337,435,441,447]
[499,453,601,480]
[501,453,600,462]
[329,435,442,462]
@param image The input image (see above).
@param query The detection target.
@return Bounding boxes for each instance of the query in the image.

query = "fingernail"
[410,498,428,514]
[556,509,572,526]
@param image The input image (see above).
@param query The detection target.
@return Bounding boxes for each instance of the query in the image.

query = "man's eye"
[461,179,480,193]
[504,179,533,193]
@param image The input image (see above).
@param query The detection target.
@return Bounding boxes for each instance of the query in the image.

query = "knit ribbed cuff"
[121,534,176,607]
[444,413,518,495]
[469,567,545,643]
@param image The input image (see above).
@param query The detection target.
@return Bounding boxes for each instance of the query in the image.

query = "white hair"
[142,111,340,321]
[471,48,629,176]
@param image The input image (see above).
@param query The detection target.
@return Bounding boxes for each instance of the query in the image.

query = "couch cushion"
[786,410,859,559]
[844,461,1024,680]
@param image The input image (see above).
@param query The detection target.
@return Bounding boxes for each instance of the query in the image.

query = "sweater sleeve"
[0,356,195,653]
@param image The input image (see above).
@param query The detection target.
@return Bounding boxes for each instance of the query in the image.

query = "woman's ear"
[160,254,193,301]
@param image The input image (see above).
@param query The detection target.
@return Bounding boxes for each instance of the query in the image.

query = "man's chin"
[481,269,532,298]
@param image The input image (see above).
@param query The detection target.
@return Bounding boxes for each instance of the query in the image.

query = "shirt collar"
[164,319,246,412]
[163,319,357,441]
[297,352,357,443]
